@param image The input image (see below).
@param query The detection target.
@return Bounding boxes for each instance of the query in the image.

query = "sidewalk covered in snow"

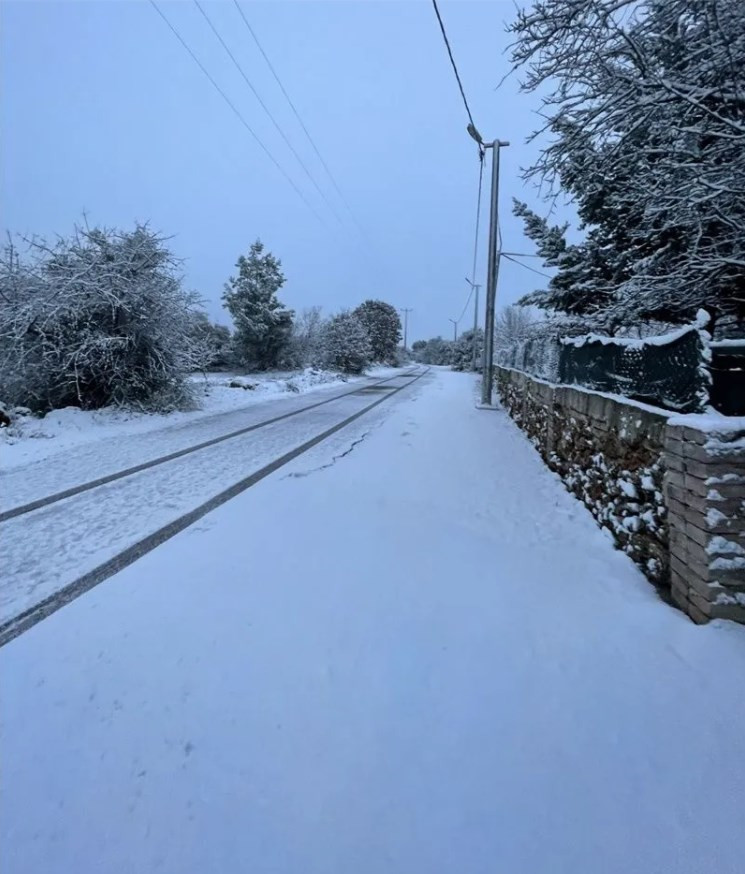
[2,368,744,874]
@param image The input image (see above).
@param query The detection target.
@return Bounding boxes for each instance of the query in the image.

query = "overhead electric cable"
[149,0,325,224]
[194,0,343,225]
[430,0,477,130]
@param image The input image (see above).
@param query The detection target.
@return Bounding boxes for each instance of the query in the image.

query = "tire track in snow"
[0,368,429,646]
[0,369,419,523]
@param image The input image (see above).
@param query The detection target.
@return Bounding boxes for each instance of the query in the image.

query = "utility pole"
[468,125,509,407]
[464,278,481,371]
[400,308,413,352]
[448,318,458,343]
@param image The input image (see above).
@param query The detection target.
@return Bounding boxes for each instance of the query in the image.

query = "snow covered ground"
[0,366,396,471]
[2,368,745,873]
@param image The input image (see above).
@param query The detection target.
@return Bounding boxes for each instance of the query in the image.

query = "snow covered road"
[0,369,423,633]
[2,368,745,874]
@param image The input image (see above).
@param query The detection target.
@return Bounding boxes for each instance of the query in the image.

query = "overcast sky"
[2,0,558,342]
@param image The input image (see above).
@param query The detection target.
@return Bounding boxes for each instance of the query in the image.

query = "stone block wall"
[495,366,745,623]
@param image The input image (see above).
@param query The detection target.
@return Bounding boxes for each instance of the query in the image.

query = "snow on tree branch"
[508,0,745,329]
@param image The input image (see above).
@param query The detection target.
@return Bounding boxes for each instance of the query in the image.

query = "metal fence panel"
[498,325,711,413]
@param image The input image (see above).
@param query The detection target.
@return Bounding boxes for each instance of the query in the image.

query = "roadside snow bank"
[0,367,396,470]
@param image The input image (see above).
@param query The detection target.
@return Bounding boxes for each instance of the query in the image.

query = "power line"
[232,0,361,230]
[502,253,552,279]
[231,0,385,262]
[455,283,475,324]
[193,0,344,226]
[149,0,325,224]
[470,150,485,284]
[430,0,477,130]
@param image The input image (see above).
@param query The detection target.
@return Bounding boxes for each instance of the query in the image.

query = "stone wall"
[496,367,745,623]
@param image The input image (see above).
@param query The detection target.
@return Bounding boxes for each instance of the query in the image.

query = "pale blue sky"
[2,0,556,341]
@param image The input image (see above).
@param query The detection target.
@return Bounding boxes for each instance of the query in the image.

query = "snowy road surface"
[2,368,745,873]
[0,369,420,630]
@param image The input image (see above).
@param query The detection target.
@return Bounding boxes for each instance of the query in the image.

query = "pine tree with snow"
[353,300,402,363]
[509,0,745,331]
[222,240,294,370]
[317,311,372,374]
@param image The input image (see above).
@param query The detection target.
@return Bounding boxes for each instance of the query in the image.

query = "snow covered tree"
[288,306,325,368]
[317,311,372,374]
[412,336,453,365]
[222,240,294,370]
[353,300,402,363]
[0,224,204,413]
[495,305,539,350]
[188,312,232,370]
[451,328,484,372]
[509,0,745,330]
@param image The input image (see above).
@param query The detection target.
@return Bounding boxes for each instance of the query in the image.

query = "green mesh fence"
[558,327,708,413]
[498,326,711,414]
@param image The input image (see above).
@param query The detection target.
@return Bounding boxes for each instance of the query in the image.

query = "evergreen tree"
[318,311,372,374]
[451,329,484,372]
[509,0,745,330]
[353,300,402,363]
[222,240,293,370]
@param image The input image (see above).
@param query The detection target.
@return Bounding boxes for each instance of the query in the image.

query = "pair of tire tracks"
[0,368,428,646]
[1,369,419,524]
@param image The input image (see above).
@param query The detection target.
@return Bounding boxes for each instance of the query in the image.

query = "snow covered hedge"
[0,224,206,413]
[317,311,372,374]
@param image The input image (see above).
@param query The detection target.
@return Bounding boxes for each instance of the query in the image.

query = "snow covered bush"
[412,337,453,365]
[451,329,484,372]
[317,311,372,374]
[0,224,204,413]
[353,300,402,364]
[222,240,294,371]
[188,312,232,370]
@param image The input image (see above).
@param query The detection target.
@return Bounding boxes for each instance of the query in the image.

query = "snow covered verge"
[0,366,398,470]
[496,367,670,587]
[495,365,745,624]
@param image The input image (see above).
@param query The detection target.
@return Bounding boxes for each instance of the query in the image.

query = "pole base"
[475,403,500,411]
